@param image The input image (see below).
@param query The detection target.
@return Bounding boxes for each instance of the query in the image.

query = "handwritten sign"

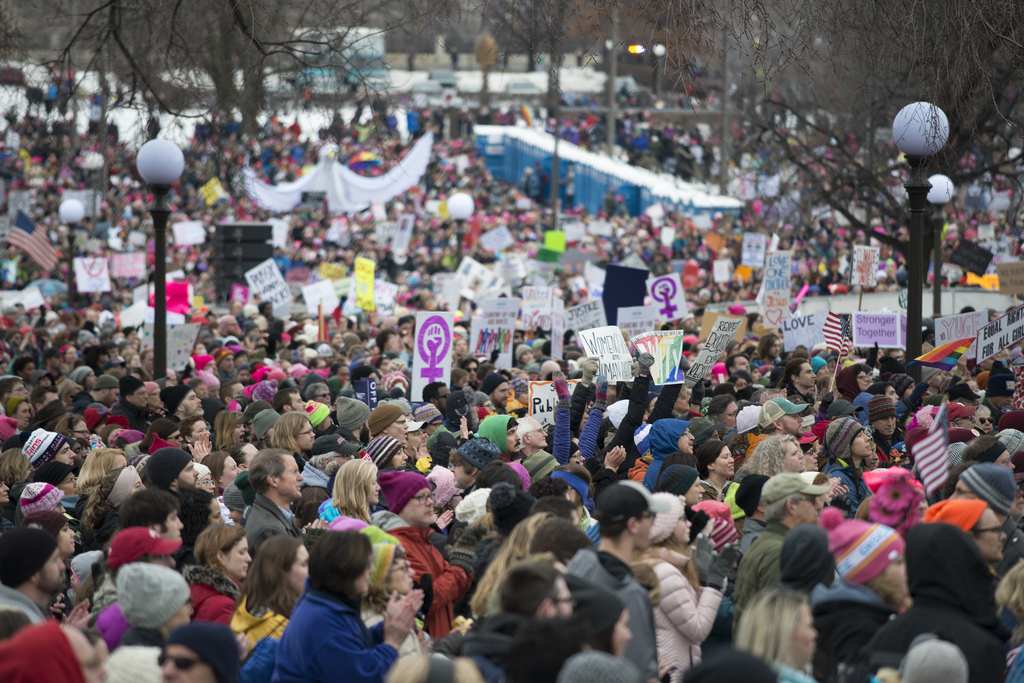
[950,241,994,276]
[244,258,292,318]
[520,286,553,331]
[565,300,608,333]
[470,298,520,369]
[230,284,250,304]
[110,252,146,279]
[712,259,732,284]
[852,312,904,349]
[782,311,828,351]
[851,246,879,287]
[741,232,767,268]
[528,379,580,427]
[577,326,633,383]
[455,256,497,300]
[319,262,347,280]
[976,303,1024,363]
[171,221,206,247]
[631,331,688,385]
[302,280,339,317]
[354,257,376,311]
[618,306,657,340]
[73,257,112,293]
[412,311,454,401]
[391,214,415,255]
[141,323,202,372]
[645,273,688,322]
[687,315,746,387]
[762,250,792,328]
[478,225,515,253]
[997,261,1024,295]
[374,281,399,318]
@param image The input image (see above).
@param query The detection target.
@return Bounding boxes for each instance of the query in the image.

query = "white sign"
[742,232,768,268]
[7,190,30,220]
[645,273,689,323]
[455,256,497,300]
[712,259,732,284]
[585,263,606,299]
[73,257,112,293]
[686,315,746,387]
[478,225,516,253]
[551,299,565,359]
[374,281,399,319]
[577,325,633,382]
[391,214,415,255]
[852,312,905,349]
[141,323,202,372]
[782,311,828,351]
[851,245,880,287]
[565,300,608,333]
[588,220,613,237]
[1,286,45,310]
[171,221,206,247]
[111,252,147,279]
[269,218,289,249]
[528,379,580,427]
[411,311,454,401]
[976,304,1024,363]
[433,273,461,312]
[470,298,520,369]
[302,280,340,317]
[520,286,553,331]
[762,250,792,328]
[936,311,987,345]
[618,306,658,339]
[244,258,293,318]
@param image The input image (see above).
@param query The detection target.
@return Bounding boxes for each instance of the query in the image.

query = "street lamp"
[892,102,948,379]
[927,173,955,317]
[59,199,85,304]
[136,139,185,381]
[652,44,666,96]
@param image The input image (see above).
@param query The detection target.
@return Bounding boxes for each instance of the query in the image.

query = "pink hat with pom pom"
[649,492,685,545]
[819,507,904,585]
[694,500,739,550]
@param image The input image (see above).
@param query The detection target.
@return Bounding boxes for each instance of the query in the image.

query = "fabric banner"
[110,252,146,279]
[631,331,688,385]
[412,311,454,401]
[577,325,633,382]
[470,298,520,369]
[528,379,581,427]
[354,257,376,311]
[73,257,112,293]
[646,273,689,322]
[618,306,657,340]
[244,258,292,318]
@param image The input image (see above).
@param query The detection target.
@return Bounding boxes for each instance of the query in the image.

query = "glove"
[638,352,655,374]
[594,375,608,408]
[413,573,434,618]
[553,371,571,409]
[678,355,690,375]
[705,545,741,591]
[582,356,600,385]
[447,545,474,577]
[907,381,930,410]
[693,535,713,583]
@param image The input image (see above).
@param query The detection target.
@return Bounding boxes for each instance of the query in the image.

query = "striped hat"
[819,507,904,584]
[22,429,68,470]
[693,500,739,550]
[412,403,443,425]
[19,482,64,516]
[305,401,331,428]
[365,435,404,468]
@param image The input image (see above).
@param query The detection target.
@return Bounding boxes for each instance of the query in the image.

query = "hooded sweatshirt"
[478,415,514,460]
[810,579,891,681]
[643,419,690,491]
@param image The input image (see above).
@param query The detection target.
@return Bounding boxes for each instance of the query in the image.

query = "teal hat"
[810,356,827,373]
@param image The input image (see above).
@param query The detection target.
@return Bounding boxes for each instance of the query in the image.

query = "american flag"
[913,402,950,494]
[823,312,851,355]
[8,212,58,271]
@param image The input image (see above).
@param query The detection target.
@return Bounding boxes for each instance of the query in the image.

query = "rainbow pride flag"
[521,105,535,129]
[908,337,977,370]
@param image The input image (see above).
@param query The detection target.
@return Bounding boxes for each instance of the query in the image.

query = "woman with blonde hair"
[998,563,1024,675]
[77,448,128,496]
[744,435,805,477]
[214,410,244,450]
[57,381,82,407]
[362,529,426,657]
[736,587,818,683]
[320,458,380,524]
[470,511,553,617]
[81,467,144,551]
[270,411,315,460]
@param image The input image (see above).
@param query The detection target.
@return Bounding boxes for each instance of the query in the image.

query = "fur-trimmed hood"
[182,564,241,600]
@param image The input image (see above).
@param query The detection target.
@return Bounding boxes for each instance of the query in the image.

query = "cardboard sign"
[976,303,1024,363]
[852,312,904,349]
[551,299,565,359]
[302,280,339,317]
[110,252,146,279]
[997,261,1024,295]
[618,306,657,340]
[470,298,520,369]
[244,259,292,318]
[700,311,748,342]
[528,379,580,427]
[631,331,688,385]
[741,232,767,268]
[478,225,515,253]
[171,221,206,246]
[851,245,879,287]
[565,300,608,333]
[577,326,633,382]
[646,273,688,323]
[950,241,994,276]
[761,250,792,328]
[354,257,376,311]
[782,311,828,351]
[412,311,454,401]
[374,281,399,319]
[73,257,112,293]
[687,315,746,387]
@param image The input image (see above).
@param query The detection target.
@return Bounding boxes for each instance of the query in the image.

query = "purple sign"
[412,311,454,401]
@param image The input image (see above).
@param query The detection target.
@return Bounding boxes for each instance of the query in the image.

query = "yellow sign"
[319,262,347,280]
[192,296,205,309]
[355,258,376,311]
[544,230,567,253]
[199,178,228,206]
[966,272,999,291]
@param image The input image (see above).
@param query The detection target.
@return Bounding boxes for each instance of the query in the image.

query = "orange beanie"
[922,498,987,534]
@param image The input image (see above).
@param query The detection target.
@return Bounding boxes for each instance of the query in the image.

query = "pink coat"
[645,549,722,680]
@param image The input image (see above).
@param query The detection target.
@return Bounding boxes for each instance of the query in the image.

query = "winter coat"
[461,612,528,683]
[810,579,893,682]
[823,460,871,518]
[295,463,331,528]
[774,663,817,683]
[183,565,241,625]
[643,419,690,490]
[232,596,289,647]
[362,606,422,658]
[110,400,151,433]
[642,548,722,680]
[0,584,47,624]
[272,586,398,683]
[995,516,1024,578]
[245,493,302,554]
[567,547,659,683]
[733,520,790,627]
[739,517,766,554]
[370,510,471,638]
[865,523,1007,683]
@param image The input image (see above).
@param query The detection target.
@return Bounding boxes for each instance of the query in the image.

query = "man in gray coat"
[244,448,306,553]
[566,481,668,683]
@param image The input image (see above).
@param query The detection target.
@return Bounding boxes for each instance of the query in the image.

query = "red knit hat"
[820,507,904,584]
[377,470,430,515]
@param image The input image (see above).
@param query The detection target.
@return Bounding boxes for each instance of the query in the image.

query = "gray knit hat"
[68,366,95,385]
[335,396,371,431]
[222,482,245,513]
[117,562,191,629]
[901,636,969,683]
[253,409,280,440]
[556,651,640,683]
[960,463,1015,518]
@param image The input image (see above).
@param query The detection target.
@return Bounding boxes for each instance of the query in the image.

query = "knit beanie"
[117,563,192,629]
[234,471,256,506]
[606,400,628,429]
[490,482,536,536]
[222,482,245,513]
[890,374,915,399]
[960,463,1016,518]
[68,366,95,385]
[147,447,193,490]
[251,380,279,404]
[31,461,75,489]
[734,474,770,517]
[22,428,68,469]
[304,401,331,428]
[427,466,457,507]
[119,375,145,399]
[867,396,896,423]
[328,516,369,532]
[507,461,531,491]
[656,464,700,497]
[21,509,68,538]
[557,650,639,683]
[456,438,502,470]
[649,492,684,545]
[523,450,557,480]
[368,404,403,437]
[160,385,192,416]
[165,623,239,683]
[900,637,970,683]
[365,435,404,469]
[19,482,63,515]
[455,487,491,524]
[693,500,739,550]
[922,498,987,534]
[252,409,280,440]
[819,507,904,584]
[378,470,429,515]
[999,429,1024,458]
[480,372,508,397]
[0,527,58,587]
[825,417,864,461]
[328,398,368,434]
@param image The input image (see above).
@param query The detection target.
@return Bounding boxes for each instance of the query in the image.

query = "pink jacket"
[644,549,722,680]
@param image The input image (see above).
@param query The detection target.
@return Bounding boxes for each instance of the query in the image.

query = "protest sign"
[712,259,732,284]
[412,311,454,401]
[997,261,1024,295]
[374,281,399,318]
[705,232,727,254]
[1,286,45,310]
[618,306,657,340]
[603,264,648,326]
[852,312,904,349]
[565,300,608,333]
[520,286,553,330]
[244,258,292,318]
[432,273,461,312]
[391,214,415,255]
[528,379,580,427]
[373,220,396,246]
[478,225,515,253]
[976,303,1024,363]
[230,284,249,304]
[141,323,202,371]
[851,246,880,287]
[171,221,206,247]
[936,310,986,359]
[110,252,146,279]
[551,299,565,359]
[646,273,688,322]
[544,231,567,252]
[950,241,994,276]
[761,250,792,328]
[782,311,828,351]
[73,257,112,293]
[741,232,767,268]
[577,326,633,382]
[285,267,311,285]
[562,221,586,244]
[318,262,347,281]
[7,190,29,220]
[354,378,378,410]
[687,315,746,387]
[588,219,613,237]
[585,262,605,299]
[455,256,497,300]
[470,298,520,368]
[63,189,99,216]
[133,285,149,304]
[700,311,748,342]
[302,280,339,317]
[631,331,688,384]
[354,257,376,311]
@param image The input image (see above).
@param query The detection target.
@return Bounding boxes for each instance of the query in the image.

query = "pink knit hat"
[649,492,685,545]
[709,517,740,551]
[19,483,64,515]
[192,355,214,371]
[426,466,458,507]
[819,507,905,584]
[507,462,531,492]
[328,516,369,532]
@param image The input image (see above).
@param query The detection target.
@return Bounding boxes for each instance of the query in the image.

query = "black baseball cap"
[594,482,671,524]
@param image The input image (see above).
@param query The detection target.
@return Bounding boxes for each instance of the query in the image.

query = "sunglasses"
[158,653,203,670]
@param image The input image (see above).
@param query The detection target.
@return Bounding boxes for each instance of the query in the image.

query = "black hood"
[905,523,999,629]
[445,388,477,433]
[431,431,458,468]
[779,524,835,594]
[461,613,527,662]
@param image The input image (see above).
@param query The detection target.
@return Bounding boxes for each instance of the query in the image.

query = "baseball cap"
[406,421,425,433]
[762,472,829,504]
[826,399,863,420]
[595,481,671,524]
[758,398,809,428]
[947,403,978,422]
[108,527,182,571]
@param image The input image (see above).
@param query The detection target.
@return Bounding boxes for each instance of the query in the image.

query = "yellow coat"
[231,596,289,646]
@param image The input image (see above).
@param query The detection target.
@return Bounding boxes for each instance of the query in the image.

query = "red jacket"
[183,565,240,625]
[388,524,471,638]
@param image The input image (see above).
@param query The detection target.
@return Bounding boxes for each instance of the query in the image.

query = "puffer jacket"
[183,565,241,625]
[642,548,722,680]
[823,459,871,518]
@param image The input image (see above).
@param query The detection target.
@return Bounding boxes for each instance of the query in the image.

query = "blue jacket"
[272,586,398,683]
[823,460,871,518]
[642,419,690,490]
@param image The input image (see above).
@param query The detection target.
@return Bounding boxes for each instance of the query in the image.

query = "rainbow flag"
[908,337,976,370]
[521,105,535,129]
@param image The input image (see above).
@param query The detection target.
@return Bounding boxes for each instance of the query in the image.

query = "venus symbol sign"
[651,276,678,318]
[417,315,451,383]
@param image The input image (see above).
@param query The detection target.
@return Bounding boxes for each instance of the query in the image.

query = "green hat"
[762,472,828,504]
[253,409,280,440]
[233,471,256,507]
[758,398,809,429]
[93,374,120,390]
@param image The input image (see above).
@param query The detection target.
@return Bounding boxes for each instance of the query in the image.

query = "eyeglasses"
[158,653,203,670]
[198,478,214,486]
[410,492,433,505]
[973,526,1003,536]
[392,561,411,573]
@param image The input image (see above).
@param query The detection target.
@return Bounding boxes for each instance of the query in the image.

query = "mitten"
[448,545,475,576]
[581,356,600,384]
[553,371,571,409]
[594,376,608,409]
[638,352,655,374]
[705,545,741,591]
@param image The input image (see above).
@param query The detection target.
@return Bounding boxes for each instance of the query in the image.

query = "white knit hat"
[455,487,492,525]
[104,645,162,683]
[606,401,628,429]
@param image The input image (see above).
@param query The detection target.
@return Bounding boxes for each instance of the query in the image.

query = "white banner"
[0,286,45,310]
[73,257,112,293]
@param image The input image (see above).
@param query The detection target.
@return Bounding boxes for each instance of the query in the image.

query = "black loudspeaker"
[213,223,275,303]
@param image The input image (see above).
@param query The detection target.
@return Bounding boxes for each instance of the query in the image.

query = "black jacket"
[864,523,1007,683]
[110,400,151,433]
[810,579,893,683]
[461,613,527,683]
